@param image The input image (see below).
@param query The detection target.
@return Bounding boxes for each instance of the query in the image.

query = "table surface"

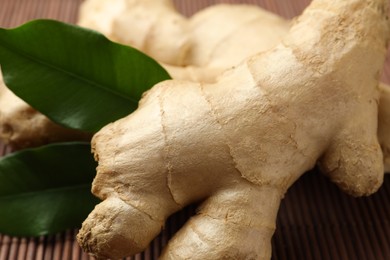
[1,0,390,259]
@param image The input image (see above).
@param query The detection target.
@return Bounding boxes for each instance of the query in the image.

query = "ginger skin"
[3,0,389,154]
[80,0,390,171]
[78,0,190,66]
[78,0,290,82]
[77,0,390,259]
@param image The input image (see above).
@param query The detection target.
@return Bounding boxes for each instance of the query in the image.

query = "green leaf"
[0,142,99,237]
[0,19,171,133]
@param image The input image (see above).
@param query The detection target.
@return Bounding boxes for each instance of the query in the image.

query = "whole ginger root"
[77,0,390,259]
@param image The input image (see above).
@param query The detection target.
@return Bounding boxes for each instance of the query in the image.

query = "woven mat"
[1,0,390,259]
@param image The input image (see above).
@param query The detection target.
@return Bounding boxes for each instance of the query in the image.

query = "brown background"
[1,0,390,259]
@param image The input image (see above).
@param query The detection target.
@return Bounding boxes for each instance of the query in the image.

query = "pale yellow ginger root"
[182,4,290,69]
[78,0,291,82]
[79,0,390,171]
[78,0,390,259]
[78,0,190,66]
[0,73,91,149]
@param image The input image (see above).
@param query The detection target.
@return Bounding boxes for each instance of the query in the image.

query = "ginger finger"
[161,181,281,259]
[78,0,190,66]
[78,0,290,80]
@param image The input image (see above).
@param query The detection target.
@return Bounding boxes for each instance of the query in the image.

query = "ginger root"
[0,73,91,149]
[78,0,189,66]
[0,1,289,149]
[77,0,390,259]
[79,0,390,171]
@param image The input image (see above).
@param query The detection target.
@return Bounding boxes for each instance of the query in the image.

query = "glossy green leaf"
[0,19,171,132]
[0,142,99,236]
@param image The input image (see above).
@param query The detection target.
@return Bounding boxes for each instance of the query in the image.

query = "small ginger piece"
[77,0,390,259]
[0,73,91,149]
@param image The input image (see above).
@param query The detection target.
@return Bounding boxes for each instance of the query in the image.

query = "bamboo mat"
[1,0,390,259]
